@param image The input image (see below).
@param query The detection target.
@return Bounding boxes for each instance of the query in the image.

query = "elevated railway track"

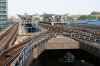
[0,23,19,54]
[39,23,100,43]
[0,27,56,66]
[0,23,100,66]
[39,23,100,56]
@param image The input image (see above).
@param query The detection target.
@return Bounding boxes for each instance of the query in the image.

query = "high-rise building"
[0,0,7,24]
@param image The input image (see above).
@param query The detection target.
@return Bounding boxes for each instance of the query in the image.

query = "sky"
[8,0,100,17]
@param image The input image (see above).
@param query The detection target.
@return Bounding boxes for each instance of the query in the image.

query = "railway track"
[39,23,100,43]
[0,23,18,54]
[0,36,32,66]
[39,23,100,36]
[0,23,99,66]
[0,28,55,66]
[0,24,14,40]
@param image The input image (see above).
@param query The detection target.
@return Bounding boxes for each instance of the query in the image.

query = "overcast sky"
[8,0,100,16]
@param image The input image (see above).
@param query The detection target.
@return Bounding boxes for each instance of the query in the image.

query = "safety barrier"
[10,33,56,66]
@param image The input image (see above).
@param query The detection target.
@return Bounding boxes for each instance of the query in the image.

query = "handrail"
[11,32,56,66]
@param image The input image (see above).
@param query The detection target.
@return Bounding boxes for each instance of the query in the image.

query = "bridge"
[0,22,100,66]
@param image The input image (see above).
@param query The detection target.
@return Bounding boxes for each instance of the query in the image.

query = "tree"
[78,15,88,20]
[97,17,100,21]
[91,11,100,15]
[67,16,73,20]
[87,15,96,20]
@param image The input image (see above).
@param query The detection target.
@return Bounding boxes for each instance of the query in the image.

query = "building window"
[0,0,6,1]
[0,3,6,7]
[0,15,6,19]
[0,7,6,10]
[0,11,6,14]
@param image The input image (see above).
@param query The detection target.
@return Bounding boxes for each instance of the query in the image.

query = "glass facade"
[0,0,7,24]
[0,0,6,1]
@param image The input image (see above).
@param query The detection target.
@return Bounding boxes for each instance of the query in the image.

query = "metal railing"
[10,33,56,66]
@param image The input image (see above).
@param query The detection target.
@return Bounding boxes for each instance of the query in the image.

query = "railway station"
[17,14,41,33]
[0,16,100,66]
[0,0,100,66]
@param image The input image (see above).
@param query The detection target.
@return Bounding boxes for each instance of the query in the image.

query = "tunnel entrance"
[31,49,100,66]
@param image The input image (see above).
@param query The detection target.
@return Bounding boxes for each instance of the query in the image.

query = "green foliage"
[97,17,100,21]
[87,15,96,20]
[67,17,73,20]
[78,15,88,20]
[78,15,96,20]
[91,11,100,15]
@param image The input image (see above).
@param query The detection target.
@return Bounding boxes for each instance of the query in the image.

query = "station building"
[18,13,41,33]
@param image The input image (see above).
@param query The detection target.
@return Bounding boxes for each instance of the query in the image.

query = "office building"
[0,0,7,24]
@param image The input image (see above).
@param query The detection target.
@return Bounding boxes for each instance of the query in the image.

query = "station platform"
[14,22,46,45]
[14,22,28,45]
